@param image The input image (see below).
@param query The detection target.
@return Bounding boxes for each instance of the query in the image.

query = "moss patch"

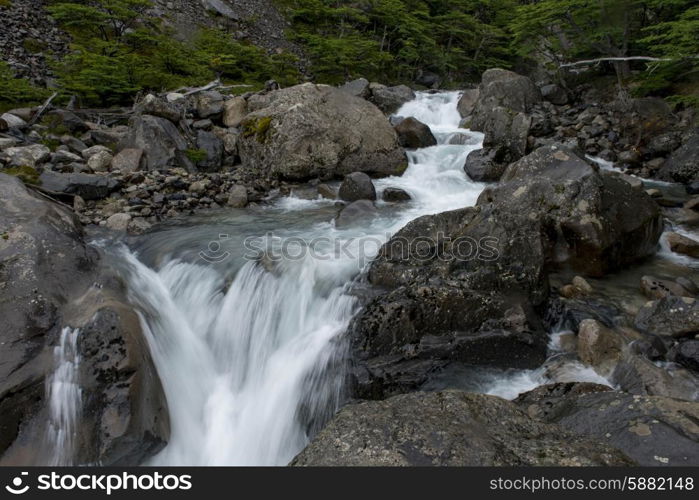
[185,148,207,164]
[3,165,40,185]
[243,116,273,143]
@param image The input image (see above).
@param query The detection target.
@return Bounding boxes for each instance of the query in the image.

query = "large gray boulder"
[0,174,168,465]
[516,383,699,465]
[338,172,376,202]
[457,89,480,118]
[470,69,542,162]
[118,114,187,170]
[292,391,632,466]
[238,84,407,180]
[634,296,699,338]
[339,78,370,99]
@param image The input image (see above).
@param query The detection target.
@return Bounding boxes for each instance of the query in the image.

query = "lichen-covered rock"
[118,114,187,171]
[291,391,632,466]
[238,84,407,180]
[634,296,699,338]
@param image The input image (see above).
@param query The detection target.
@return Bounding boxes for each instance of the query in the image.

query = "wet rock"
[612,351,699,402]
[105,213,131,231]
[292,391,631,466]
[666,231,699,258]
[222,96,247,128]
[640,275,694,299]
[463,149,506,182]
[394,117,436,149]
[338,172,377,202]
[515,383,699,465]
[576,319,623,375]
[317,183,337,200]
[39,171,120,200]
[118,114,187,171]
[0,174,167,465]
[457,89,479,118]
[239,84,406,180]
[371,85,416,114]
[334,200,377,228]
[634,296,699,338]
[227,185,248,208]
[672,340,699,372]
[382,187,411,202]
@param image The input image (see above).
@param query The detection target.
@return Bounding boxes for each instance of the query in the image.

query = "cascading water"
[45,327,82,466]
[107,91,487,466]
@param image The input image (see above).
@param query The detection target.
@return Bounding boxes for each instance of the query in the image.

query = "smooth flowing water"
[104,92,486,465]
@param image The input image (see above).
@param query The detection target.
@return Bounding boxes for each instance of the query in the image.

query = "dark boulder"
[38,171,121,200]
[516,383,699,466]
[334,200,377,228]
[0,174,168,465]
[195,130,224,172]
[672,340,699,372]
[540,84,568,105]
[292,391,632,466]
[457,89,479,118]
[634,296,699,338]
[463,149,506,182]
[382,187,411,202]
[394,117,437,149]
[338,172,377,202]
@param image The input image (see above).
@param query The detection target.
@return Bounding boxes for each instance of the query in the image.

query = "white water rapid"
[109,91,486,466]
[46,327,82,466]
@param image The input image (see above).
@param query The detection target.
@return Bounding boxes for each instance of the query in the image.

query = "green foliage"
[276,0,516,85]
[0,0,12,7]
[2,166,41,185]
[242,116,273,142]
[0,62,51,108]
[47,0,300,106]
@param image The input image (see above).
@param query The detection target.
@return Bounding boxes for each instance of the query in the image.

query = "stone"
[227,185,248,208]
[540,84,568,105]
[202,0,240,20]
[111,148,144,173]
[118,114,187,170]
[81,145,112,160]
[238,84,406,180]
[334,200,377,228]
[135,93,181,123]
[463,149,506,182]
[222,96,247,128]
[317,183,336,200]
[4,144,50,167]
[658,133,699,184]
[0,112,26,129]
[38,171,120,200]
[382,187,411,202]
[515,383,699,465]
[457,89,479,118]
[576,319,623,375]
[640,275,693,299]
[105,213,132,231]
[612,351,699,402]
[339,78,370,99]
[292,391,631,466]
[371,85,416,114]
[52,150,82,164]
[634,296,699,338]
[195,130,224,172]
[86,150,113,172]
[194,90,224,118]
[673,340,699,372]
[394,117,437,149]
[666,232,699,258]
[338,172,377,202]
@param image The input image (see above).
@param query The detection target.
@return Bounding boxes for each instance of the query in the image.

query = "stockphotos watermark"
[4,470,192,496]
[199,232,500,264]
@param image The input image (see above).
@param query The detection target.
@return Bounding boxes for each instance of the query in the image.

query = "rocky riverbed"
[1,68,698,466]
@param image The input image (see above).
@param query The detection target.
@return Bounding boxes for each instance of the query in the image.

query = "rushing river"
[47,91,699,465]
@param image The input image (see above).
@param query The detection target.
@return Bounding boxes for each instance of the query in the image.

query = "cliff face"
[0,0,305,84]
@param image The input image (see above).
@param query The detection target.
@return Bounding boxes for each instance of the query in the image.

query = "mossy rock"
[185,148,207,164]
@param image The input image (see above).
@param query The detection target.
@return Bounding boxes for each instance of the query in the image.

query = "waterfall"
[113,91,486,465]
[45,327,82,466]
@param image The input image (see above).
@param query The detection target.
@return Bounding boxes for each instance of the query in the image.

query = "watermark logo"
[5,472,29,495]
[199,234,231,263]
